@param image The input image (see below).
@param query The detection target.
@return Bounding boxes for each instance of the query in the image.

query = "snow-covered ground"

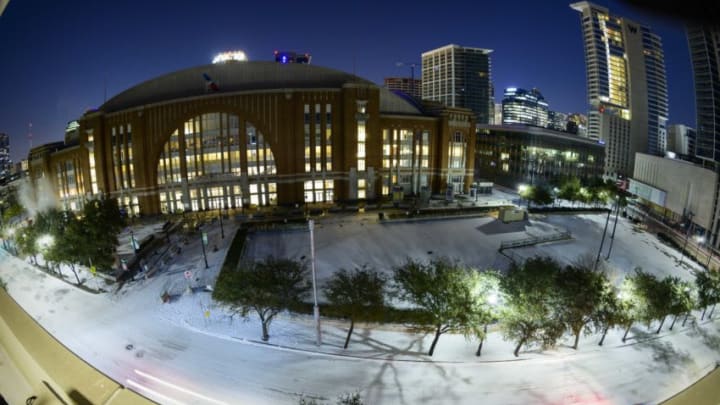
[1,209,719,405]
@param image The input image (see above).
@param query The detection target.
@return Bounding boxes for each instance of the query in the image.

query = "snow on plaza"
[2,201,720,404]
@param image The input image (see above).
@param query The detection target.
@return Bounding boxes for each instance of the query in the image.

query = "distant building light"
[212,50,248,64]
[274,50,312,64]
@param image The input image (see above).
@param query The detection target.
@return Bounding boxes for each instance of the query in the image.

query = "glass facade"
[475,126,604,189]
[422,45,493,124]
[572,1,668,177]
[157,112,277,213]
[303,103,334,203]
[111,124,138,215]
[502,87,549,127]
[381,129,429,196]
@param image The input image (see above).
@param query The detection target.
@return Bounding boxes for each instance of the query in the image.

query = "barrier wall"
[0,289,153,404]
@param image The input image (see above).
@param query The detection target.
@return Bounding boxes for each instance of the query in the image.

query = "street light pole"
[309,219,322,345]
[678,212,694,267]
[595,202,613,270]
[605,197,621,260]
[200,232,209,269]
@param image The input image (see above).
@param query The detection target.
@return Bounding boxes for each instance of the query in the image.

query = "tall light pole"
[605,196,621,260]
[309,219,322,345]
[595,201,613,270]
[678,212,694,267]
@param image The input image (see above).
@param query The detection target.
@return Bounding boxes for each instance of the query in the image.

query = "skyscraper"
[687,25,720,165]
[687,25,720,248]
[501,87,549,127]
[571,1,668,179]
[0,132,10,177]
[421,44,493,124]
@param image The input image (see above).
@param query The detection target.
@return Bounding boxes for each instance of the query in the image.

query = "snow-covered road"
[1,213,719,404]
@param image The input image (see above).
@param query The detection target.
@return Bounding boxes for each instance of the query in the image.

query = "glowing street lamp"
[36,234,54,251]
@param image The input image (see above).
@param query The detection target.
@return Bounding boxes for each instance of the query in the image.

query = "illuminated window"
[157,113,276,214]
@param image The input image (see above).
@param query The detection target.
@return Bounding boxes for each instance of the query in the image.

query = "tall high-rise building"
[571,1,669,178]
[383,77,422,99]
[687,25,720,165]
[502,87,549,127]
[0,132,11,177]
[421,44,493,124]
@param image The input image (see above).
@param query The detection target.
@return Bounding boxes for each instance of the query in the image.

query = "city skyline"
[0,0,696,163]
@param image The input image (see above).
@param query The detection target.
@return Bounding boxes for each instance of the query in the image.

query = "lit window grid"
[157,113,277,213]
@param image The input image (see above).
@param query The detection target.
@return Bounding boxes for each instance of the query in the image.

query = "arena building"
[29,61,476,216]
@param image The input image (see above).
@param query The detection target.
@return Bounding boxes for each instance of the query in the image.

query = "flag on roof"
[203,73,219,92]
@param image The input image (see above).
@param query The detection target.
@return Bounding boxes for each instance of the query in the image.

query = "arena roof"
[100,61,420,115]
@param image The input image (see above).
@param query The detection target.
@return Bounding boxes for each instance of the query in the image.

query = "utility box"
[499,207,526,223]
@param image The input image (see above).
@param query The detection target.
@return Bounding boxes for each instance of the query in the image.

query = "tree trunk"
[261,320,270,341]
[598,326,609,346]
[573,329,581,350]
[70,264,81,285]
[702,307,707,320]
[656,315,666,334]
[669,314,678,330]
[475,324,488,357]
[682,311,690,327]
[709,304,717,319]
[513,337,527,357]
[343,319,354,349]
[622,324,632,342]
[428,324,442,356]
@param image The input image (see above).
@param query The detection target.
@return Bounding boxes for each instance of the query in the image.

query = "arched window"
[157,112,276,213]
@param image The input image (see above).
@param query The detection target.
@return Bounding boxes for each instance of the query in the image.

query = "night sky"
[0,0,695,164]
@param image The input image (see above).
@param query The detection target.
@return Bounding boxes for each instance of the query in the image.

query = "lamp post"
[678,212,695,267]
[595,200,613,270]
[605,196,621,260]
[309,219,322,346]
[200,231,209,269]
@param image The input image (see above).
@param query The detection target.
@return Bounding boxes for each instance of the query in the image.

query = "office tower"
[687,25,720,165]
[421,44,493,124]
[0,132,10,177]
[667,124,696,157]
[384,77,422,99]
[571,1,669,178]
[501,87,549,127]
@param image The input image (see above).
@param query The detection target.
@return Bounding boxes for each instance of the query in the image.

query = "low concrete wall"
[661,366,720,405]
[0,289,153,404]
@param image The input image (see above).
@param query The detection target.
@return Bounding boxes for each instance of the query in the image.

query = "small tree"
[213,257,310,341]
[646,275,676,334]
[500,256,564,356]
[554,265,607,349]
[667,278,695,330]
[472,270,503,356]
[595,281,624,346]
[558,177,581,206]
[531,185,554,207]
[393,257,485,356]
[694,269,720,320]
[323,267,387,349]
